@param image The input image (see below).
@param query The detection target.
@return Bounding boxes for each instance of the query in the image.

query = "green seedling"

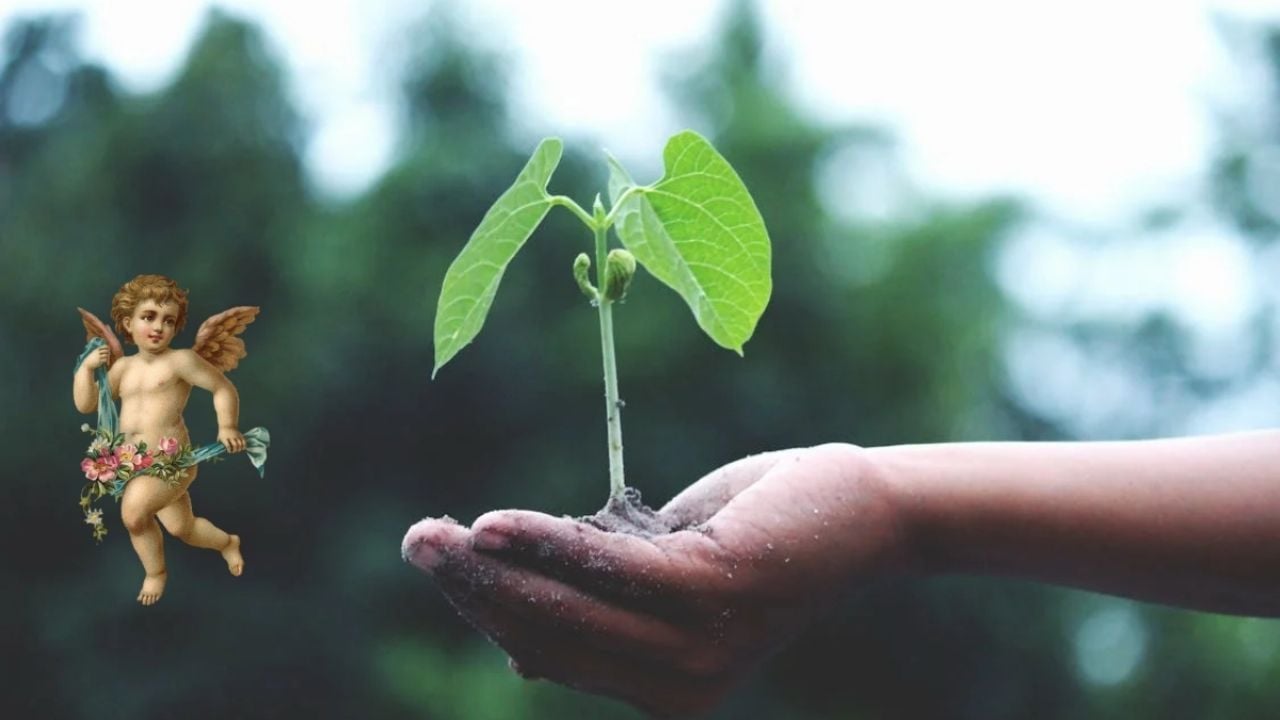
[432,130,771,525]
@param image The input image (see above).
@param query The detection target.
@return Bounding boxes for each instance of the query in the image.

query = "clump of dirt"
[581,486,677,537]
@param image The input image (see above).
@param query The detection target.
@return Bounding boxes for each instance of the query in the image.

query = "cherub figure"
[73,274,268,606]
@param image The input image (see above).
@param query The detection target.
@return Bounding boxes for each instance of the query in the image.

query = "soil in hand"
[581,486,678,537]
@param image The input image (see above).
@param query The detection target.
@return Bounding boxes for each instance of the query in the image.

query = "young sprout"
[433,131,772,505]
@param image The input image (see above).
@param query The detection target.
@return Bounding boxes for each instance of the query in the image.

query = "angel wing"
[192,306,260,372]
[77,307,124,365]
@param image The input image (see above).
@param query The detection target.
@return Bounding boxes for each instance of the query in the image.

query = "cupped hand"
[402,443,905,718]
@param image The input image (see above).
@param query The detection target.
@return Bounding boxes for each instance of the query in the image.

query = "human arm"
[174,349,245,452]
[402,432,1280,716]
[73,346,112,413]
[877,430,1280,617]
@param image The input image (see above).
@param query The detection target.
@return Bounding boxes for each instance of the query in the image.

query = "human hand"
[83,345,111,370]
[218,427,246,453]
[402,444,906,717]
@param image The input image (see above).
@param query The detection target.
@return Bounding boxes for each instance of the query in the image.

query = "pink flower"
[114,444,140,471]
[134,451,155,471]
[81,454,120,483]
[158,436,180,456]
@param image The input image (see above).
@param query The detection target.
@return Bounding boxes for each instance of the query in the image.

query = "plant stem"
[600,185,645,227]
[550,195,595,227]
[594,218,626,501]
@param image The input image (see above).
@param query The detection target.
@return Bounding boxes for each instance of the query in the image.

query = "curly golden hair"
[110,275,190,344]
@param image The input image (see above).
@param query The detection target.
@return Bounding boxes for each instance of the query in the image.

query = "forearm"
[868,431,1280,617]
[73,365,98,413]
[212,383,240,430]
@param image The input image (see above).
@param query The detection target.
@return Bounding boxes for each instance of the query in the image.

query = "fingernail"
[401,521,446,571]
[471,528,510,552]
[401,536,442,571]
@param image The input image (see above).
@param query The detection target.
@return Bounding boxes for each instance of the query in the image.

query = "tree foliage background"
[2,3,1278,718]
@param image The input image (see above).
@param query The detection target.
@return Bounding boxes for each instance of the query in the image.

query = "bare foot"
[222,534,244,576]
[137,571,167,606]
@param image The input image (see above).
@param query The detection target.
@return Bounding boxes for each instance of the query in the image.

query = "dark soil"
[580,486,677,537]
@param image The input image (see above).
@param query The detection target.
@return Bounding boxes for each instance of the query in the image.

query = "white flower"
[80,423,91,433]
[88,437,110,454]
[84,509,103,526]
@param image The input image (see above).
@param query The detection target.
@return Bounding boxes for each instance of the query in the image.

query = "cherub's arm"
[174,349,245,452]
[72,352,104,413]
[74,308,123,413]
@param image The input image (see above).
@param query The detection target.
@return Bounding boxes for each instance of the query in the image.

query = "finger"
[469,511,727,616]
[438,540,690,659]
[408,516,718,656]
[494,614,731,718]
[406,518,738,715]
[659,450,794,528]
[402,516,471,574]
[428,550,729,717]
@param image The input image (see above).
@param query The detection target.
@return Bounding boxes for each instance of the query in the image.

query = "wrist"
[862,444,947,577]
[802,443,916,580]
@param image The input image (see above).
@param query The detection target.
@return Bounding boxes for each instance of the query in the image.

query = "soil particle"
[581,486,677,537]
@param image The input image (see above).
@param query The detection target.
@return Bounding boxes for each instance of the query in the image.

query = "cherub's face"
[125,299,180,353]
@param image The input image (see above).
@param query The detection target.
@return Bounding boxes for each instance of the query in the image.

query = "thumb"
[659,450,794,528]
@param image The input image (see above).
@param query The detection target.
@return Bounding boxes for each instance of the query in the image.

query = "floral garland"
[78,423,201,542]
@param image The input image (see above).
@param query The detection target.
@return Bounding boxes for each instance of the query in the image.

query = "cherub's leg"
[120,472,189,606]
[156,490,243,576]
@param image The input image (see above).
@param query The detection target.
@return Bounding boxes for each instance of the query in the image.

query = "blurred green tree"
[3,2,1277,718]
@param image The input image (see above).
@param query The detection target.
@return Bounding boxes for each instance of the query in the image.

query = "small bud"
[573,253,598,301]
[592,193,606,221]
[603,249,637,302]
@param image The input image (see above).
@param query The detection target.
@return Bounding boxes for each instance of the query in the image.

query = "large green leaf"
[608,130,771,354]
[433,138,562,376]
